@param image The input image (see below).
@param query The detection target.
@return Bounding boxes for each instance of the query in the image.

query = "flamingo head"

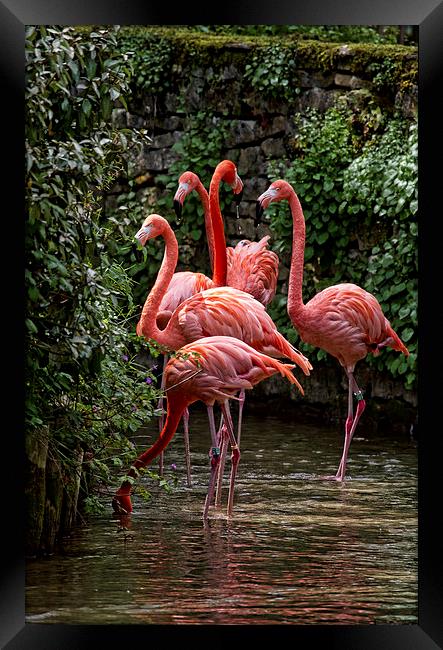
[232,175,243,205]
[255,180,293,225]
[215,160,244,204]
[228,167,244,204]
[135,213,168,246]
[173,171,200,220]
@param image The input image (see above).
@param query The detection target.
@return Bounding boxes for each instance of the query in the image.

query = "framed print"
[2,1,442,647]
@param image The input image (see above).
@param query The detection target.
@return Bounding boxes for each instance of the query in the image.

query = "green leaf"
[26,318,38,334]
[398,305,410,319]
[401,328,414,342]
[82,98,92,116]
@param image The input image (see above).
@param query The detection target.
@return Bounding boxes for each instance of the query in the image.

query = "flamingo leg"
[214,422,229,507]
[236,389,246,448]
[202,405,221,521]
[335,372,366,481]
[157,354,169,477]
[183,407,192,487]
[159,354,192,485]
[220,401,241,517]
[215,391,244,506]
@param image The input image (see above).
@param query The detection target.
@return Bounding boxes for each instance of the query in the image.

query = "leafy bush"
[25,26,162,507]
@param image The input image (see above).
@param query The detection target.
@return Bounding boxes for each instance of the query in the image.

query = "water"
[26,409,417,625]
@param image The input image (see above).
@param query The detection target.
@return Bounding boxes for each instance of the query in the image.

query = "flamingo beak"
[255,200,264,227]
[173,199,183,221]
[173,182,189,221]
[255,187,277,226]
[233,188,243,205]
[232,174,243,204]
[135,224,153,246]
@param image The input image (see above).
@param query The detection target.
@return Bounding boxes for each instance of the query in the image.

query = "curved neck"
[195,180,215,275]
[287,190,306,318]
[209,167,228,287]
[138,224,180,347]
[129,399,186,477]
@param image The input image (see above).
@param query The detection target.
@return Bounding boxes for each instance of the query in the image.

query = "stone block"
[243,176,269,199]
[298,71,335,88]
[126,112,146,128]
[261,137,286,158]
[238,146,267,176]
[225,120,259,147]
[150,131,182,149]
[226,216,256,240]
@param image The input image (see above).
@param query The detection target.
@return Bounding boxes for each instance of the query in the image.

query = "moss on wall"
[116,26,417,96]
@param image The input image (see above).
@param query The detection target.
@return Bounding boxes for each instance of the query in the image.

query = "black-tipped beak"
[255,200,264,227]
[233,189,243,205]
[173,199,183,222]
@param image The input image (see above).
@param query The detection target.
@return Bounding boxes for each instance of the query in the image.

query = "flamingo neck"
[117,399,186,498]
[196,180,215,274]
[138,224,180,347]
[209,167,228,287]
[131,400,186,476]
[287,190,306,320]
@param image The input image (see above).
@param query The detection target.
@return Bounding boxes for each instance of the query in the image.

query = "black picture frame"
[2,1,441,647]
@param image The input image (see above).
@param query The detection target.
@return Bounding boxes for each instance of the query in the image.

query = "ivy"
[244,44,299,100]
[117,33,175,95]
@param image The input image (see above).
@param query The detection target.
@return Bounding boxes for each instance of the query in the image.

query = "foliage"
[117,32,175,95]
[244,44,299,100]
[25,25,161,508]
[266,109,417,389]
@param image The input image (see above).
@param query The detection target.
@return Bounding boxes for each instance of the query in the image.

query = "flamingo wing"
[226,236,279,307]
[165,336,301,405]
[158,271,214,314]
[172,286,312,385]
[300,283,409,366]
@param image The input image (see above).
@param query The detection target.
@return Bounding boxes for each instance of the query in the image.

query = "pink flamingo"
[161,161,244,322]
[256,180,409,481]
[150,162,243,483]
[174,162,280,456]
[112,335,302,520]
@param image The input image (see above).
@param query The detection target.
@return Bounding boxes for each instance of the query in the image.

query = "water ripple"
[26,411,417,625]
